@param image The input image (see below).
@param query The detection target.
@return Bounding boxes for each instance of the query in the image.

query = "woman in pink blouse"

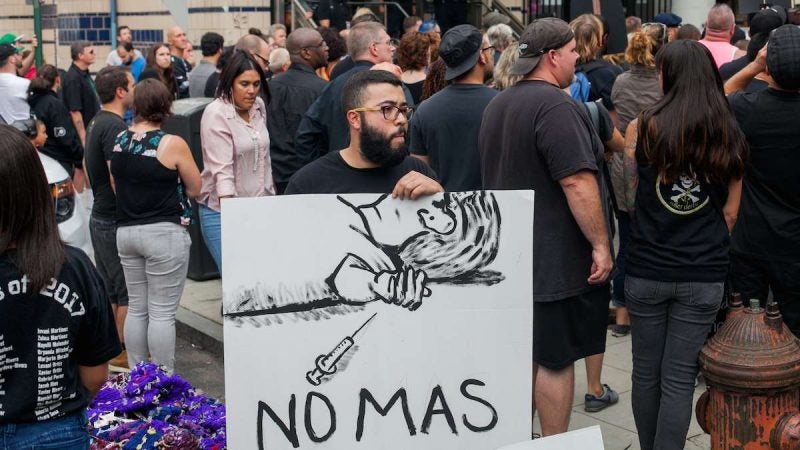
[198,50,276,271]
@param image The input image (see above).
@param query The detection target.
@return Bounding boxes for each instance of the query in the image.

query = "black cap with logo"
[509,18,574,76]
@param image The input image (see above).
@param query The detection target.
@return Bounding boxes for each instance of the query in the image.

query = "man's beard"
[359,120,408,167]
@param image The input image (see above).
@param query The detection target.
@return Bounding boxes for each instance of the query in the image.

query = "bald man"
[699,4,746,68]
[167,25,191,98]
[235,34,272,73]
[267,28,329,193]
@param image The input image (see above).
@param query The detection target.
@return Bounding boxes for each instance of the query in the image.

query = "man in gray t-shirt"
[189,32,223,98]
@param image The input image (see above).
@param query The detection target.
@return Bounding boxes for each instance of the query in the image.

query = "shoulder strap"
[585,101,600,132]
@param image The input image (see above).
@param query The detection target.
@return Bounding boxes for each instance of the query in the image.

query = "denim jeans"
[612,211,631,307]
[117,222,191,373]
[625,275,724,450]
[0,411,89,449]
[198,204,222,273]
[89,215,128,306]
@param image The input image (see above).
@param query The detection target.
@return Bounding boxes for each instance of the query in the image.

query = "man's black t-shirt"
[729,88,800,261]
[409,84,498,191]
[171,55,191,99]
[329,56,355,81]
[719,55,749,80]
[285,151,437,194]
[85,110,128,220]
[0,246,120,424]
[314,0,351,32]
[61,63,101,129]
[480,80,611,302]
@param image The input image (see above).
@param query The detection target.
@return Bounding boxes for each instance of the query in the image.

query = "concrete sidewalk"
[177,278,712,450]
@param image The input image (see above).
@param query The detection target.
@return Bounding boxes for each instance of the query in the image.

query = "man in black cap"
[408,25,496,191]
[725,25,800,338]
[719,7,784,80]
[653,12,682,42]
[479,17,615,436]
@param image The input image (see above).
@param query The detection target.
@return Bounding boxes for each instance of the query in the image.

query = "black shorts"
[730,254,800,336]
[533,287,610,371]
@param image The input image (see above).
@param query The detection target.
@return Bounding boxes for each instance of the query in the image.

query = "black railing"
[622,0,673,22]
[529,0,673,22]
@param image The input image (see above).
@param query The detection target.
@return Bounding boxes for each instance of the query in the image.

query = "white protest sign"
[496,426,605,450]
[222,191,534,449]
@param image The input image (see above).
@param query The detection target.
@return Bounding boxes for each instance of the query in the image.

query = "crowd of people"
[0,2,799,448]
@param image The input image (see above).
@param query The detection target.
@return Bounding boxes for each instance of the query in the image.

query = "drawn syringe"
[306,312,377,386]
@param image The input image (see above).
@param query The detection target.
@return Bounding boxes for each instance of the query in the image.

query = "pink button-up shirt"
[198,97,276,212]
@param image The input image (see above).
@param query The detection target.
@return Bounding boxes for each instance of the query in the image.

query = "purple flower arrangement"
[88,362,226,449]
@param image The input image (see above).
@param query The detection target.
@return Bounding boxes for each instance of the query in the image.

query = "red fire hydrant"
[696,296,800,449]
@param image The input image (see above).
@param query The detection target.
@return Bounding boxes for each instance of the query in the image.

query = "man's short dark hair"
[70,41,91,61]
[95,66,130,104]
[201,32,224,57]
[117,25,130,38]
[342,70,403,112]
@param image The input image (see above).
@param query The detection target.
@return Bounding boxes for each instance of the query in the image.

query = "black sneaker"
[584,384,619,412]
[612,324,630,337]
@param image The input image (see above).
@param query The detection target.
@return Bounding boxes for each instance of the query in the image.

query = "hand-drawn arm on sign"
[225,191,503,322]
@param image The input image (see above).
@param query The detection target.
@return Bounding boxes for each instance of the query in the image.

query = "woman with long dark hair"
[139,43,177,98]
[27,64,84,177]
[0,125,120,449]
[196,50,276,272]
[112,79,201,372]
[622,39,747,450]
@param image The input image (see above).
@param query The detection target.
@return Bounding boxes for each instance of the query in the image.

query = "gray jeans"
[625,275,723,450]
[117,222,191,373]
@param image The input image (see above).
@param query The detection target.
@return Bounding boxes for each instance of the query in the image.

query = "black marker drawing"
[224,191,503,323]
[306,313,377,386]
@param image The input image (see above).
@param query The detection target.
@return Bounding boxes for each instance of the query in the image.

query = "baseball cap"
[653,12,682,28]
[509,18,574,76]
[0,43,22,63]
[749,8,784,36]
[439,24,483,81]
[767,24,800,90]
[0,33,23,45]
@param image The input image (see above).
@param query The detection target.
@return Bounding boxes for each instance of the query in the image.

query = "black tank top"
[626,140,730,282]
[111,129,192,227]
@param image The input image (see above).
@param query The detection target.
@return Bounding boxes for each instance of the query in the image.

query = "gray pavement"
[177,278,711,450]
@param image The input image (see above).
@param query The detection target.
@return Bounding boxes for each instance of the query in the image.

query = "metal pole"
[33,0,43,68]
[53,0,59,69]
[110,0,117,48]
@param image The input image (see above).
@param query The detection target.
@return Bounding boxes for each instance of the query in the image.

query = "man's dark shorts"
[89,216,128,306]
[533,287,610,370]
[730,254,800,336]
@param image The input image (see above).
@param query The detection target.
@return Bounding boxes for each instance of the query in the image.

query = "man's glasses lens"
[380,105,413,120]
